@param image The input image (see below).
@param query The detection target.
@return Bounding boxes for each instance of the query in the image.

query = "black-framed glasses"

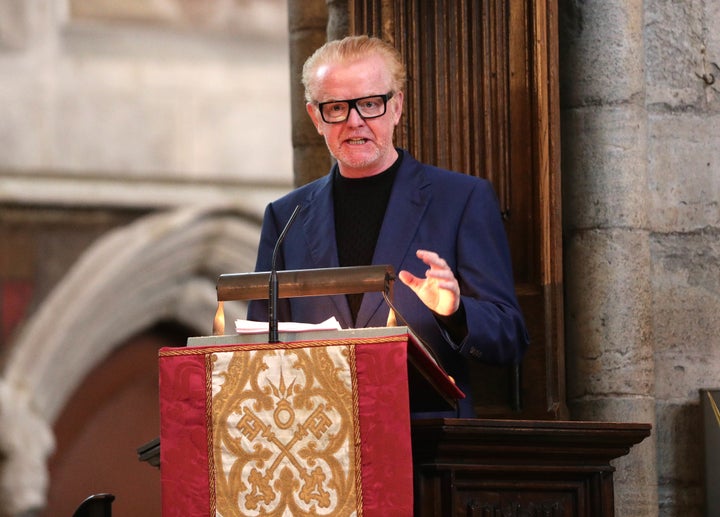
[317,92,394,123]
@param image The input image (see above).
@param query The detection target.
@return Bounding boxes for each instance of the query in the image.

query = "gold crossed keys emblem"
[211,345,360,516]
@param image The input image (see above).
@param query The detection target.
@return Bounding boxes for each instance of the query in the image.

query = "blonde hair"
[302,35,407,103]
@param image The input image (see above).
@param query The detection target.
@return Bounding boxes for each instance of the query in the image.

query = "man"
[247,35,528,417]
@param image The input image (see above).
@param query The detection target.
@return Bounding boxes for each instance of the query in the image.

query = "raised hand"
[398,249,460,316]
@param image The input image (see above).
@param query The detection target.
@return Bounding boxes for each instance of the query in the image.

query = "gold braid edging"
[205,352,217,515]
[348,345,364,517]
[158,335,408,357]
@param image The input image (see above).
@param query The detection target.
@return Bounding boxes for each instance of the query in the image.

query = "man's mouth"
[346,138,367,145]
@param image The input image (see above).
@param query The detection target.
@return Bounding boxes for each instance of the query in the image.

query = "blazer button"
[469,348,483,359]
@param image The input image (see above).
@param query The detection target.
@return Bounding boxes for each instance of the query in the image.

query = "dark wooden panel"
[350,0,565,420]
[411,419,651,517]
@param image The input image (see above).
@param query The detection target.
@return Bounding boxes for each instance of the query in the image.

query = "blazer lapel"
[302,175,339,269]
[355,155,430,327]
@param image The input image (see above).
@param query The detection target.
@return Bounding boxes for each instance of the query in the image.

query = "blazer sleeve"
[449,180,529,364]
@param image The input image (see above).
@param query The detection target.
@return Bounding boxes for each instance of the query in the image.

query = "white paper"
[235,316,342,334]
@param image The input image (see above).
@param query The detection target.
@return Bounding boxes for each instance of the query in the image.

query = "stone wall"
[559,1,658,514]
[645,1,720,514]
[560,0,720,515]
[0,1,292,514]
[0,0,293,209]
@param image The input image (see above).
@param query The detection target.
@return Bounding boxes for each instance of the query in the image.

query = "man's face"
[306,54,404,178]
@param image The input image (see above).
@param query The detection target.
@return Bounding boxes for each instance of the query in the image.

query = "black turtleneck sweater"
[333,154,402,322]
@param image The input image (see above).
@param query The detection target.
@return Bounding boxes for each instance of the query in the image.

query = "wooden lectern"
[157,265,463,517]
[144,265,651,517]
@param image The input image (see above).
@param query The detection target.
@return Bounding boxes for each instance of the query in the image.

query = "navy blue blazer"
[247,150,529,417]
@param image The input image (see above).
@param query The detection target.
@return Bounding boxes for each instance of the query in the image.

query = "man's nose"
[346,106,365,125]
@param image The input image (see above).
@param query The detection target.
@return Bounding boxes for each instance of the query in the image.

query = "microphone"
[268,204,302,343]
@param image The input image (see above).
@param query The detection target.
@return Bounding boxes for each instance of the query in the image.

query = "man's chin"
[335,147,379,169]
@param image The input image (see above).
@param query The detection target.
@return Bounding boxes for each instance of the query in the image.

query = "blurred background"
[0,0,291,515]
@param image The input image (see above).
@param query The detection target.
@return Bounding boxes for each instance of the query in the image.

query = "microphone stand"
[268,204,301,343]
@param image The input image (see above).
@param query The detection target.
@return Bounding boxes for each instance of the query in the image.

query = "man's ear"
[391,90,404,125]
[306,103,323,135]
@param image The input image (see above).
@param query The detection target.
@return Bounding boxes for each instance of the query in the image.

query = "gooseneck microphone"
[268,204,302,343]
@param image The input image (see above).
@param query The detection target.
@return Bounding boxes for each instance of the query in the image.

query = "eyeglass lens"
[319,94,391,123]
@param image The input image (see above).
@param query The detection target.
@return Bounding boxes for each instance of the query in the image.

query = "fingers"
[404,250,460,293]
[398,255,449,287]
[397,269,414,285]
[399,250,461,316]
[417,249,460,295]
[416,249,451,274]
[398,270,423,291]
[415,249,453,281]
[415,249,443,267]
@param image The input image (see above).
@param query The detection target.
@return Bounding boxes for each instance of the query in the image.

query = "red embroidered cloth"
[159,335,414,516]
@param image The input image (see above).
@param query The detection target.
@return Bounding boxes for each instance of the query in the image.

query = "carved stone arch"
[0,205,261,513]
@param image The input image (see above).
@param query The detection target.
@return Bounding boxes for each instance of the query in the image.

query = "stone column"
[287,0,331,186]
[326,0,349,40]
[559,1,658,515]
[287,1,351,187]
